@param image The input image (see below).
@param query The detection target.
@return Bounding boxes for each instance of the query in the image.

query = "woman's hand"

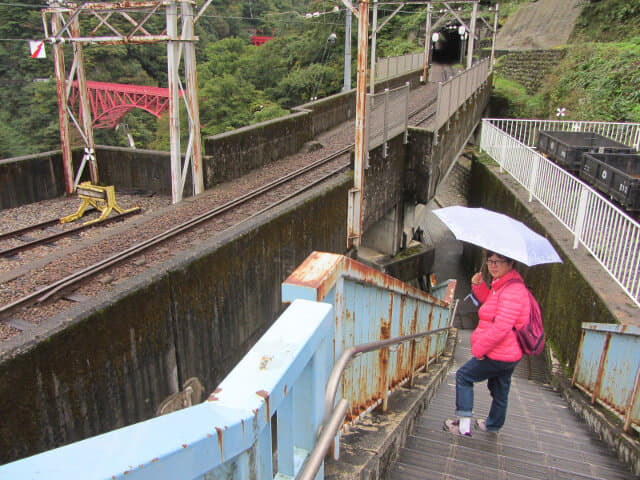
[471,272,484,286]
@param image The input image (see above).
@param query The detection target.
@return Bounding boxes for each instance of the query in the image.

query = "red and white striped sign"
[29,41,46,59]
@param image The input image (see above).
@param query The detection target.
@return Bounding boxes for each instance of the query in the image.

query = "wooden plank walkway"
[388,329,635,480]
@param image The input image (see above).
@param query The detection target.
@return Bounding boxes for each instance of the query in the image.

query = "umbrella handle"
[480,259,490,284]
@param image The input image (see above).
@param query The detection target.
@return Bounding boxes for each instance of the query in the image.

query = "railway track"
[0,75,446,330]
[0,147,352,323]
[0,208,140,258]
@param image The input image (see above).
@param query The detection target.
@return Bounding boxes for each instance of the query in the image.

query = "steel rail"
[298,325,453,480]
[0,146,353,321]
[0,219,61,242]
[0,208,141,258]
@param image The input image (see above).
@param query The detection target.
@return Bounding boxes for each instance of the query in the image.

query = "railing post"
[404,82,409,144]
[528,151,540,202]
[624,368,640,432]
[591,332,612,405]
[408,338,417,388]
[571,328,587,386]
[383,88,389,157]
[573,185,590,249]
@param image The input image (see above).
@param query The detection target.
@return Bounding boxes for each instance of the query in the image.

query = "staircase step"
[385,329,634,479]
[401,434,632,480]
[389,459,533,480]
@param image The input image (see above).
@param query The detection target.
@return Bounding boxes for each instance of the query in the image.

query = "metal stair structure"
[388,330,634,480]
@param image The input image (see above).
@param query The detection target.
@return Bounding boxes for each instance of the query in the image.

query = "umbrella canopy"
[432,206,562,266]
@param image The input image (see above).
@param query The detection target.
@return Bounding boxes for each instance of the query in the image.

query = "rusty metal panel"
[336,276,454,422]
[574,323,640,432]
[574,328,608,392]
[282,252,457,428]
[598,333,640,411]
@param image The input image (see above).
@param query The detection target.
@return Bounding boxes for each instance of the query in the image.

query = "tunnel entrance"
[431,26,465,64]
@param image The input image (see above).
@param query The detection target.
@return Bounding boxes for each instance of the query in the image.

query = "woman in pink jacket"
[444,250,530,436]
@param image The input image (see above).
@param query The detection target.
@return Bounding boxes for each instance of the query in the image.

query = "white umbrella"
[432,206,562,266]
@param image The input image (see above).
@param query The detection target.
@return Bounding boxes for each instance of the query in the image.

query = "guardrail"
[433,58,490,132]
[375,52,425,82]
[298,325,452,480]
[480,119,640,308]
[572,323,640,433]
[1,252,456,479]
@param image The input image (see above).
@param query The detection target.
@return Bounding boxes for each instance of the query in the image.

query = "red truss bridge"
[70,81,180,129]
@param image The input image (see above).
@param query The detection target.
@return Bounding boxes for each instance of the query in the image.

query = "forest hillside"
[0,0,638,158]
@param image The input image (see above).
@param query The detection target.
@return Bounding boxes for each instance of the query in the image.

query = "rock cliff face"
[496,0,584,51]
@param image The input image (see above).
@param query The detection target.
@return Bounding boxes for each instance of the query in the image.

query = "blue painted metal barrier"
[572,323,640,433]
[281,251,456,425]
[0,252,456,479]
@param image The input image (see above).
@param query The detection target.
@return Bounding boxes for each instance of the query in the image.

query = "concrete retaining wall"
[0,175,350,464]
[0,151,66,209]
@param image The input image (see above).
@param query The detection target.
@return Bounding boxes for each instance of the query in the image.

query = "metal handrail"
[297,325,453,480]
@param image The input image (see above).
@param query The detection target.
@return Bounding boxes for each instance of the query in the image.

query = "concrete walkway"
[387,329,635,479]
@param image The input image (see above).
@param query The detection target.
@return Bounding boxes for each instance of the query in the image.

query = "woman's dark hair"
[485,250,515,266]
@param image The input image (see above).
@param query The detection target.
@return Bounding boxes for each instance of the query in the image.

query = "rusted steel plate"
[575,323,640,431]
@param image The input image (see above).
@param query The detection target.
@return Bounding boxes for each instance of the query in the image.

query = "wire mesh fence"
[433,58,490,132]
[375,52,425,82]
[366,83,410,158]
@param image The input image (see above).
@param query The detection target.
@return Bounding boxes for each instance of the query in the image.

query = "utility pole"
[347,0,369,250]
[369,0,378,94]
[50,8,73,194]
[467,0,478,68]
[422,2,432,83]
[344,8,352,91]
[490,3,499,69]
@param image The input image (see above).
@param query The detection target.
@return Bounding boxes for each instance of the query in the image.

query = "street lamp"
[458,25,467,66]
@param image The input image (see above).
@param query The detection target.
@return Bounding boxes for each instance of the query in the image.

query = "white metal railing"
[433,58,490,132]
[375,52,425,82]
[488,118,640,152]
[480,119,640,308]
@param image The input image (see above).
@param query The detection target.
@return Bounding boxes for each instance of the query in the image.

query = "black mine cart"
[536,131,634,173]
[580,152,640,212]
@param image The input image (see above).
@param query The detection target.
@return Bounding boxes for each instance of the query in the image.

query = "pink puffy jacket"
[470,269,530,362]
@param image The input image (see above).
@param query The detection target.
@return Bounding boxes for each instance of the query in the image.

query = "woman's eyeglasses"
[487,259,507,266]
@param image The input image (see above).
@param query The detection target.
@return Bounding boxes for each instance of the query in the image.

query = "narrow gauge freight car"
[537,131,634,173]
[580,152,640,212]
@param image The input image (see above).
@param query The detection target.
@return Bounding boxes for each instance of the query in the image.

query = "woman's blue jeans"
[455,356,519,432]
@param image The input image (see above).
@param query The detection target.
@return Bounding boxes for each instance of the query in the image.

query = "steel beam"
[70,17,98,185]
[181,1,204,197]
[50,10,74,194]
[166,2,182,203]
